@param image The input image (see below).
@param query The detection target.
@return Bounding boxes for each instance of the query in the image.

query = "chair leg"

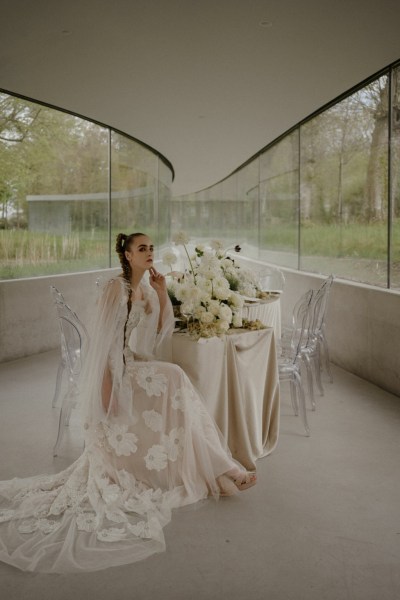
[312,347,324,396]
[302,354,316,411]
[289,379,299,416]
[320,328,333,383]
[294,371,310,436]
[53,393,73,457]
[52,361,65,408]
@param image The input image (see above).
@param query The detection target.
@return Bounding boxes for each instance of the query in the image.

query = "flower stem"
[183,244,196,283]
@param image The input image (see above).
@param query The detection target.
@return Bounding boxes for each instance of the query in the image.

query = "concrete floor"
[0,350,399,600]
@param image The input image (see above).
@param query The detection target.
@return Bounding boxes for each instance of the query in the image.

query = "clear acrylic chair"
[312,274,334,384]
[257,266,285,292]
[278,289,314,436]
[300,274,335,409]
[50,285,89,456]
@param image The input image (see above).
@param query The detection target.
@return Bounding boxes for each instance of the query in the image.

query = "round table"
[241,295,281,339]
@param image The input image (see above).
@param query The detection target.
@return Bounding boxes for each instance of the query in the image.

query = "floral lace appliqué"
[135,366,167,397]
[142,409,163,432]
[97,527,126,542]
[163,427,185,462]
[18,518,61,535]
[105,423,138,456]
[76,512,98,533]
[127,520,152,539]
[171,386,193,411]
[144,444,168,472]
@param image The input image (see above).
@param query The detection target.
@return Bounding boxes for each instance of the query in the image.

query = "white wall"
[279,269,400,399]
[1,266,399,398]
[0,269,118,363]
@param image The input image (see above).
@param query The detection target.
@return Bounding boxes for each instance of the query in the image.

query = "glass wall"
[0,92,173,280]
[2,60,399,289]
[259,131,299,269]
[300,76,389,286]
[172,64,399,290]
[391,66,400,289]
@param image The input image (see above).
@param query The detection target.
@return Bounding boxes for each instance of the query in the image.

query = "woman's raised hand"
[149,267,167,295]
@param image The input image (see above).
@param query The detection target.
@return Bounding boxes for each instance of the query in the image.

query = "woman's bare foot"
[232,471,257,492]
[217,470,257,495]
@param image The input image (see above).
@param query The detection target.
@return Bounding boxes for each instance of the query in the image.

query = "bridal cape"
[0,277,245,573]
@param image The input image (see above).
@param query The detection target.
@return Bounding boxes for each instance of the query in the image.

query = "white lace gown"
[0,279,245,573]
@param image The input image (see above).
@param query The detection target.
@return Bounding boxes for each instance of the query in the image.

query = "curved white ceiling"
[1,0,400,196]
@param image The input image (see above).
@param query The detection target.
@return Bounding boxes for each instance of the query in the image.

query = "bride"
[0,232,256,573]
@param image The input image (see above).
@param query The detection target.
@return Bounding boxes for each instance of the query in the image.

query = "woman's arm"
[101,362,118,416]
[101,364,113,414]
[149,267,170,332]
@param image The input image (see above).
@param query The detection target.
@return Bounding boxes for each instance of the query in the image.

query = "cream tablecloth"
[172,328,280,471]
[241,296,281,339]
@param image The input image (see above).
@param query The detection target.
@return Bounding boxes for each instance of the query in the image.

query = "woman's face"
[125,235,154,272]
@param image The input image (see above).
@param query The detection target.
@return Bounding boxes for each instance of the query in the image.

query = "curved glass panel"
[0,92,172,279]
[170,67,397,289]
[259,131,299,268]
[300,76,389,287]
[391,66,400,290]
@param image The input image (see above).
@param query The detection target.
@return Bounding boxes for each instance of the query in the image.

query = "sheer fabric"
[0,277,245,573]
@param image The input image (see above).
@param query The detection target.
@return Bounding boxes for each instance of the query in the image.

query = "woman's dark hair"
[115,232,146,282]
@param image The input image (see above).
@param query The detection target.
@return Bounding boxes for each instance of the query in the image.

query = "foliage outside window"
[1,62,400,289]
[172,66,400,290]
[0,93,172,280]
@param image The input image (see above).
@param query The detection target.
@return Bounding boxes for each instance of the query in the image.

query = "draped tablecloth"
[241,296,281,339]
[172,328,280,471]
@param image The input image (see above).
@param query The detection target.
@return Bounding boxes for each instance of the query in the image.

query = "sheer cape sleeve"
[79,275,174,430]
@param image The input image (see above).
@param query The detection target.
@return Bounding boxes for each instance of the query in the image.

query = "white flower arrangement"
[169,232,263,338]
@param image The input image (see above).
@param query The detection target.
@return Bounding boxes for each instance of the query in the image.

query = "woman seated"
[0,232,256,573]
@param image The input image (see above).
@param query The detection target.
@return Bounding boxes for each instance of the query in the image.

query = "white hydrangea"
[216,320,230,333]
[228,291,244,309]
[218,303,232,322]
[193,305,206,319]
[232,312,243,328]
[207,299,221,316]
[213,279,231,301]
[200,311,215,324]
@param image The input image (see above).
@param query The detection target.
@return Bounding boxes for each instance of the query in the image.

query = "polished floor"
[0,350,399,600]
